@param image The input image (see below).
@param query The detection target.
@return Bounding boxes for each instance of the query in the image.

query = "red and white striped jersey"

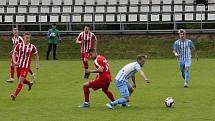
[94,55,111,79]
[14,43,38,69]
[77,31,96,53]
[12,35,23,46]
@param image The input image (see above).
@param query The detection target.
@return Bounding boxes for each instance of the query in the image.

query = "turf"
[0,59,215,121]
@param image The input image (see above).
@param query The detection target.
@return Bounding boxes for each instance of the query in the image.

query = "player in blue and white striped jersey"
[173,29,198,88]
[106,55,150,109]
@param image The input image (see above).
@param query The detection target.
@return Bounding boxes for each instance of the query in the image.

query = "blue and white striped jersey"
[115,62,141,82]
[173,39,194,61]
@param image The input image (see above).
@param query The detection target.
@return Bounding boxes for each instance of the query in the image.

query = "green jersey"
[48,28,60,44]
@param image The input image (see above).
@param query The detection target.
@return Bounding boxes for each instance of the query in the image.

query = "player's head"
[88,48,97,59]
[23,32,31,43]
[12,28,19,36]
[52,23,57,29]
[178,29,186,40]
[137,54,147,67]
[84,25,90,33]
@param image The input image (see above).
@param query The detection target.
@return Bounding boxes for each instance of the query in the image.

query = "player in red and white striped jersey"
[10,32,39,101]
[76,25,97,79]
[6,28,36,83]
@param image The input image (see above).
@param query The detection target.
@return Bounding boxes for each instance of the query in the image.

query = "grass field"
[0,59,215,121]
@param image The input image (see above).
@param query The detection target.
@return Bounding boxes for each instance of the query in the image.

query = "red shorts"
[89,77,111,91]
[16,67,29,78]
[81,53,90,61]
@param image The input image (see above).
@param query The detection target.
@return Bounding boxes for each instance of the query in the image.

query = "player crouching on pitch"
[10,32,39,101]
[106,55,150,109]
[79,48,115,108]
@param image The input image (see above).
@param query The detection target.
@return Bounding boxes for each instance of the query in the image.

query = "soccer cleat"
[28,82,33,91]
[121,103,130,107]
[84,73,90,79]
[184,83,188,88]
[10,94,16,101]
[6,78,15,83]
[106,103,114,109]
[78,102,90,108]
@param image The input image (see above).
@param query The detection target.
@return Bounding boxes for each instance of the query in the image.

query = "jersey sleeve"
[32,45,38,54]
[91,33,97,40]
[189,40,194,48]
[95,57,106,69]
[134,63,141,71]
[77,33,82,41]
[173,41,177,50]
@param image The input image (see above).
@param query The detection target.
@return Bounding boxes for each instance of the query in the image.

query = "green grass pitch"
[0,59,215,121]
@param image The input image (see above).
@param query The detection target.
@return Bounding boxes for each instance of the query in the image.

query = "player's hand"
[174,52,179,57]
[59,39,62,43]
[85,69,90,74]
[9,50,13,54]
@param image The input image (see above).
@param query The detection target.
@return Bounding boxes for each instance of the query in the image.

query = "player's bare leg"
[6,63,15,83]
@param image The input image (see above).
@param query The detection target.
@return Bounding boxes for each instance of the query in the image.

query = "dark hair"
[23,32,31,36]
[137,54,147,61]
[52,23,56,26]
[88,48,96,53]
[83,24,90,29]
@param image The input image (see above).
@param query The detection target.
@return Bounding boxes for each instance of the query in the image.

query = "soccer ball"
[164,97,174,107]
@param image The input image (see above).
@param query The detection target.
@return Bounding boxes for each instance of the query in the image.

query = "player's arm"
[92,35,97,49]
[137,69,150,83]
[47,31,51,39]
[86,67,103,73]
[35,52,39,69]
[75,33,82,44]
[12,51,18,65]
[57,31,61,43]
[172,42,179,57]
[131,74,136,88]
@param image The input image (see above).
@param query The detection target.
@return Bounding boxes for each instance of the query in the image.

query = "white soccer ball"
[164,97,174,107]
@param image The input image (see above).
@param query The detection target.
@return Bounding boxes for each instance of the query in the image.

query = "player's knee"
[185,66,190,71]
[19,77,24,83]
[83,82,90,88]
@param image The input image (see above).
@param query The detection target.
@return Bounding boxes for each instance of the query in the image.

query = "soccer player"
[10,32,39,101]
[6,28,35,83]
[46,23,61,60]
[79,48,115,108]
[173,29,198,88]
[106,55,150,109]
[76,25,97,79]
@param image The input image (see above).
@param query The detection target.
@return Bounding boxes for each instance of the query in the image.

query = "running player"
[10,32,39,101]
[106,55,150,109]
[76,25,97,79]
[79,48,115,108]
[6,28,35,83]
[173,29,198,88]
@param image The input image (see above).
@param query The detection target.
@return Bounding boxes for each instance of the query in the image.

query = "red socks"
[10,66,14,78]
[83,60,89,69]
[23,79,30,86]
[83,87,90,102]
[103,90,115,101]
[14,83,23,96]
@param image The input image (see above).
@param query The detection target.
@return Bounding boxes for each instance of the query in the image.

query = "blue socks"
[111,98,127,106]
